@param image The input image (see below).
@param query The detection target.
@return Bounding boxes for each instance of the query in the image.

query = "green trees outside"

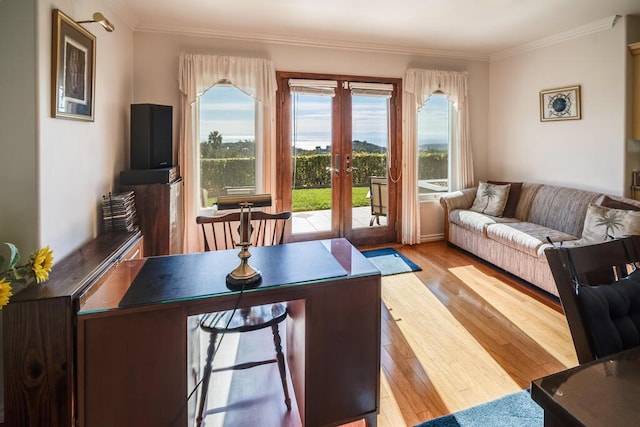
[200,134,447,196]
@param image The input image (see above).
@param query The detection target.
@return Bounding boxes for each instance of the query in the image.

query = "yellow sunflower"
[31,245,54,283]
[0,277,13,309]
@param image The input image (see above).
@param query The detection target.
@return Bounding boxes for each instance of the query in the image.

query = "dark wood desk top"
[78,238,379,314]
[531,346,640,427]
[10,231,142,303]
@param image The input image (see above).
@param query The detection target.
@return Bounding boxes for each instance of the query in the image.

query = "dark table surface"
[531,346,640,427]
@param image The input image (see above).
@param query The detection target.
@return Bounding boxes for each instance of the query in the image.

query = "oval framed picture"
[539,85,581,122]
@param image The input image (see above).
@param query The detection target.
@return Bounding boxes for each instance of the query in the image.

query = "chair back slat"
[369,176,388,216]
[545,235,640,363]
[196,211,291,252]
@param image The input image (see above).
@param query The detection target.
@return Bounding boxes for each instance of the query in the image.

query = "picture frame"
[51,9,96,121]
[539,85,581,122]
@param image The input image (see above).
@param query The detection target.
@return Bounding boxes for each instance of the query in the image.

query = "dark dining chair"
[545,235,640,364]
[194,210,292,426]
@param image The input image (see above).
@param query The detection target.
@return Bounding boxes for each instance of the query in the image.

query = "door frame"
[276,71,402,246]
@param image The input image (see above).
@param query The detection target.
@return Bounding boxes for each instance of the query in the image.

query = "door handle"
[325,154,340,176]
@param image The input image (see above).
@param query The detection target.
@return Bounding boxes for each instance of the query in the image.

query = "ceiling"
[115,0,640,59]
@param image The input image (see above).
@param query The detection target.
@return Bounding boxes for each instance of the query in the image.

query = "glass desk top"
[78,238,380,315]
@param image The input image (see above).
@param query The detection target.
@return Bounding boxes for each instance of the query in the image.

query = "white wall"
[37,0,134,257]
[132,32,491,240]
[489,18,630,196]
[625,15,640,192]
[0,0,38,255]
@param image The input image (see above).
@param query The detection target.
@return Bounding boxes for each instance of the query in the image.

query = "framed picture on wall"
[51,9,96,121]
[539,85,581,122]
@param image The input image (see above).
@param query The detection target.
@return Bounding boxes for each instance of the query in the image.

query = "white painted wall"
[0,0,38,257]
[489,18,630,196]
[37,0,134,257]
[0,0,133,259]
[132,32,491,239]
[625,16,640,192]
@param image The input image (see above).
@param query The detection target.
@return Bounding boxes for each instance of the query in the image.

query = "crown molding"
[134,24,491,62]
[490,15,621,61]
[104,0,138,31]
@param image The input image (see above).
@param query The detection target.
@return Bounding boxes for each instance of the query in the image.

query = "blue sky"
[199,85,449,149]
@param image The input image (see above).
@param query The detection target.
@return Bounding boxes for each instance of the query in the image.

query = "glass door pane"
[351,95,389,230]
[290,92,334,235]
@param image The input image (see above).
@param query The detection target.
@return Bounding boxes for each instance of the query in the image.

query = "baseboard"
[420,233,444,243]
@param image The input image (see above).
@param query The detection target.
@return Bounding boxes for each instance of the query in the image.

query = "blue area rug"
[360,248,421,276]
[414,390,542,427]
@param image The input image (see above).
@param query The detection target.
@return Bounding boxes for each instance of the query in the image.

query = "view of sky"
[199,85,450,149]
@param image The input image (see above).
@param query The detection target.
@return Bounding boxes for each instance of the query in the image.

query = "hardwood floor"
[198,241,578,426]
[376,242,577,426]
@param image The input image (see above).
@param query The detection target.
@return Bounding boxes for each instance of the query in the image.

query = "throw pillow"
[488,180,523,218]
[581,203,640,242]
[469,182,511,217]
[599,195,640,212]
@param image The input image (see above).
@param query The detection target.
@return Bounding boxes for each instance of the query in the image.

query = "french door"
[276,72,401,246]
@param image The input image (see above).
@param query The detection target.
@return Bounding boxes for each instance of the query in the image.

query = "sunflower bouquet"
[0,243,54,309]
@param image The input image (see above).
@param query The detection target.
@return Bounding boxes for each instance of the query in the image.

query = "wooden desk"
[531,347,640,427]
[76,239,381,426]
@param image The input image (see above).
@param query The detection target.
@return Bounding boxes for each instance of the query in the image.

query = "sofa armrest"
[439,188,477,242]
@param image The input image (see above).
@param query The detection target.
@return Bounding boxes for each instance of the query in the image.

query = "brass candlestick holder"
[217,194,272,290]
[226,202,262,289]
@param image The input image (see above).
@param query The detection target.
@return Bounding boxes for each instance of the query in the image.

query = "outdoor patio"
[292,205,387,234]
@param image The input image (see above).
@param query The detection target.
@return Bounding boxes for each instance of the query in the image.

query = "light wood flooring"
[197,241,578,427]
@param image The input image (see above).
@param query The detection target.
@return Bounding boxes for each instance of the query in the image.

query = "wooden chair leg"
[196,331,218,427]
[271,324,292,411]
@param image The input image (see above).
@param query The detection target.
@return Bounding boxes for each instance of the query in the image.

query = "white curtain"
[178,54,277,253]
[402,68,473,244]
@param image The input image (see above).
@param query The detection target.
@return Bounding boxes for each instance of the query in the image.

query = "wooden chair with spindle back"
[194,210,292,426]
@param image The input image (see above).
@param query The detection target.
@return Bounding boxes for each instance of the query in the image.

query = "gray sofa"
[440,183,640,296]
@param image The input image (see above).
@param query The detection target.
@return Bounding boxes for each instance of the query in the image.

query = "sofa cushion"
[599,195,640,211]
[527,185,602,237]
[449,209,520,235]
[469,182,511,217]
[488,180,523,218]
[581,203,640,242]
[486,222,578,258]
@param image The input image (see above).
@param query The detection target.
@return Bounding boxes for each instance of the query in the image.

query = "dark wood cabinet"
[3,231,143,427]
[120,179,183,256]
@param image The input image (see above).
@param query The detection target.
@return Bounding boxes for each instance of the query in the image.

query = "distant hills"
[419,143,448,153]
[201,138,447,159]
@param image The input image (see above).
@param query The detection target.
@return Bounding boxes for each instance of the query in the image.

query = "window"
[198,84,258,211]
[417,94,452,198]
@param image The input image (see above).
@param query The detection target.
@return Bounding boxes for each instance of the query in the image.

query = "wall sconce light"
[77,12,115,32]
